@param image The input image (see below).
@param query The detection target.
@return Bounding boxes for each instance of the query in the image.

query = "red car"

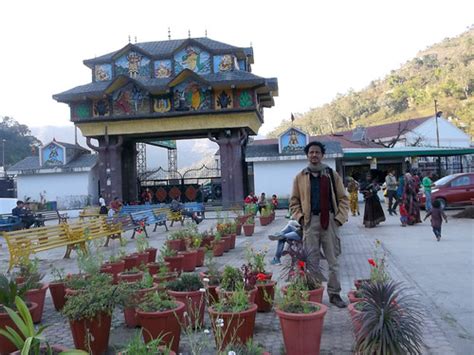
[420,173,474,209]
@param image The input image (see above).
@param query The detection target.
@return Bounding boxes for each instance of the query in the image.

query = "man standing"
[422,171,434,212]
[290,141,349,308]
[385,169,399,215]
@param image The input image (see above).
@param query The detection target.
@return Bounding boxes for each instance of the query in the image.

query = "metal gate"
[139,165,221,203]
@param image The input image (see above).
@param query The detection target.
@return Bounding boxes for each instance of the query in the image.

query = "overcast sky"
[0,0,472,137]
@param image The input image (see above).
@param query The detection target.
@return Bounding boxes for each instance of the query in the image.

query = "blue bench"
[183,202,205,217]
[129,209,168,237]
[0,216,22,232]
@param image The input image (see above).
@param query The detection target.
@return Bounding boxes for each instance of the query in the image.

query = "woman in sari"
[347,176,360,216]
[360,173,386,228]
[402,173,421,225]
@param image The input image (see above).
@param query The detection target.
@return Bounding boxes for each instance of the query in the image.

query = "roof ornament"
[250,41,253,47]
[205,29,208,37]
[168,27,171,40]
[134,36,138,44]
[291,113,295,126]
[188,29,191,38]
[128,35,131,43]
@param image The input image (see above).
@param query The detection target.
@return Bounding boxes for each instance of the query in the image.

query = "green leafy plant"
[167,273,203,292]
[0,296,87,355]
[220,266,243,292]
[160,244,177,258]
[214,284,250,313]
[282,244,323,291]
[15,257,44,287]
[276,282,319,314]
[245,246,268,274]
[244,215,255,225]
[137,291,177,313]
[204,252,221,286]
[76,247,103,275]
[213,231,222,242]
[49,265,66,282]
[368,239,390,284]
[355,280,424,354]
[119,330,171,354]
[135,234,149,253]
[0,274,26,310]
[224,338,267,355]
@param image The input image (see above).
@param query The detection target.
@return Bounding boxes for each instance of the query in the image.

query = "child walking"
[399,202,409,227]
[423,199,448,241]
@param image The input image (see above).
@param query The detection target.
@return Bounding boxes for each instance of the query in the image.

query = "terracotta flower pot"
[49,281,67,311]
[347,290,365,303]
[25,283,49,323]
[178,250,198,272]
[208,303,258,351]
[123,284,159,328]
[199,272,219,305]
[212,240,225,257]
[259,216,271,226]
[168,289,205,328]
[101,260,126,284]
[137,301,185,354]
[146,262,170,276]
[243,223,255,236]
[281,284,325,304]
[195,247,206,267]
[354,278,371,290]
[200,235,214,248]
[221,236,231,252]
[224,233,237,249]
[0,302,37,354]
[275,301,328,355]
[348,302,363,334]
[117,271,144,283]
[123,254,139,271]
[166,239,182,252]
[69,312,112,355]
[236,222,242,236]
[145,247,158,263]
[255,281,276,312]
[134,252,149,269]
[163,255,184,274]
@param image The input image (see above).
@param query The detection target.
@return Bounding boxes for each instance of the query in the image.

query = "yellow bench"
[79,207,101,220]
[1,218,119,271]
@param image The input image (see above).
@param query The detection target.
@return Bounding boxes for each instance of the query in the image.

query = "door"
[447,175,473,206]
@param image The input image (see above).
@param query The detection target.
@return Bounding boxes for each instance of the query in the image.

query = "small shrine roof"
[7,154,97,175]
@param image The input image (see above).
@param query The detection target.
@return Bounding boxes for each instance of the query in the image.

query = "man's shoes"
[194,217,203,225]
[392,209,397,215]
[270,257,281,265]
[388,209,393,216]
[329,294,347,308]
[436,236,441,241]
[268,233,283,241]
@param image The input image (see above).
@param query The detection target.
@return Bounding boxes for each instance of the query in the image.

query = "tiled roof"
[250,135,381,149]
[336,116,432,140]
[84,38,252,66]
[8,154,97,174]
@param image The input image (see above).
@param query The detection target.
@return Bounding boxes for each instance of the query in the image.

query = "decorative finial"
[250,41,253,47]
[188,29,191,38]
[128,35,131,43]
[134,36,137,44]
[205,29,208,37]
[168,27,171,40]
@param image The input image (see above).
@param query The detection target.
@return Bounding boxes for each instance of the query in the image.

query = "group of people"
[11,200,40,229]
[244,192,279,214]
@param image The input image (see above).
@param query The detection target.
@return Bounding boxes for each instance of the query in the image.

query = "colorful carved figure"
[189,83,203,110]
[154,97,171,112]
[114,89,132,114]
[289,129,299,146]
[95,65,111,81]
[239,90,252,108]
[155,62,172,78]
[219,55,233,72]
[127,52,142,78]
[93,99,109,116]
[217,90,232,109]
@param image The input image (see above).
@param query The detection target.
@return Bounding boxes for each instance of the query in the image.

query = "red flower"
[298,260,305,270]
[368,258,377,267]
[256,273,267,281]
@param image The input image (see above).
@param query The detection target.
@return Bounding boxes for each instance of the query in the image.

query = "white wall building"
[7,140,98,209]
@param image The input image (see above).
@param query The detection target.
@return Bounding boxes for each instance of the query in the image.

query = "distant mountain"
[268,26,474,139]
[30,125,218,170]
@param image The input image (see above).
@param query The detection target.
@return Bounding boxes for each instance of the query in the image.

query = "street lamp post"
[2,139,5,176]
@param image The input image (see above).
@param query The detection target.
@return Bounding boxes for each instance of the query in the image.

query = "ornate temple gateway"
[53,37,278,205]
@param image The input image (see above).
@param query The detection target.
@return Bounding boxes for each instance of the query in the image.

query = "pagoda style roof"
[83,38,254,67]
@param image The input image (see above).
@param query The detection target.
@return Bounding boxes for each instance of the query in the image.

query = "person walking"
[360,172,386,228]
[423,199,448,241]
[99,194,108,215]
[385,169,399,215]
[422,172,435,212]
[289,141,349,308]
[347,176,360,216]
[402,173,422,225]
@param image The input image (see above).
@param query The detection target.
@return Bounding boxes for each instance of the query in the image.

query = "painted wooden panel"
[213,55,234,72]
[214,89,233,109]
[115,51,151,79]
[42,142,65,166]
[154,60,172,78]
[173,80,211,111]
[94,64,112,81]
[72,103,91,119]
[235,89,254,108]
[92,99,110,117]
[112,83,150,115]
[280,128,307,153]
[174,46,211,74]
[153,96,172,113]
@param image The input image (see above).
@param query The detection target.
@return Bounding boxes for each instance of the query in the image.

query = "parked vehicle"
[419,173,474,209]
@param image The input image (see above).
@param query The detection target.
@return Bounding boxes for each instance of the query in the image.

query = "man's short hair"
[304,141,326,155]
[16,200,24,206]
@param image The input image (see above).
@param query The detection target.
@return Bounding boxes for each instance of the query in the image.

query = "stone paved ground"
[0,208,460,354]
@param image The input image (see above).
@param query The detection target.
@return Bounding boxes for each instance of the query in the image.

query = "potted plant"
[146,260,170,276]
[118,267,144,284]
[200,228,215,248]
[212,232,225,257]
[118,330,175,355]
[217,266,257,304]
[118,272,158,328]
[223,339,270,355]
[275,281,328,355]
[178,238,198,273]
[254,273,276,313]
[62,276,119,355]
[208,284,258,351]
[49,265,68,312]
[136,292,185,353]
[101,254,125,284]
[17,260,48,324]
[259,205,272,226]
[0,296,86,355]
[352,280,424,354]
[160,245,183,275]
[242,216,255,236]
[167,273,205,328]
[354,239,389,290]
[0,275,37,354]
[199,253,221,305]
[134,234,151,269]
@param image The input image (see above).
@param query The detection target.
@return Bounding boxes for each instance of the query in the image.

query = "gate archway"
[53,36,277,206]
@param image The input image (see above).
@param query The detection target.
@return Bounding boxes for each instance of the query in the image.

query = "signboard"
[148,140,177,149]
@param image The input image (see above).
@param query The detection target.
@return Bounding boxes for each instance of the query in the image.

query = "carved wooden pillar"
[87,132,123,203]
[209,129,247,207]
[121,141,138,203]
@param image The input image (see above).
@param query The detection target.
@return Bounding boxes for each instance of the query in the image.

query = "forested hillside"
[269,27,473,138]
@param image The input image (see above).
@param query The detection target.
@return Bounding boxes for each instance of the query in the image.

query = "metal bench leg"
[144,227,149,238]
[132,229,137,239]
[164,221,168,232]
[153,223,158,232]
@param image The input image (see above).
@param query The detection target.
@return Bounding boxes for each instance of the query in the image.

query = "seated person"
[170,198,203,224]
[271,194,279,210]
[12,200,36,229]
[268,220,302,265]
[110,197,123,213]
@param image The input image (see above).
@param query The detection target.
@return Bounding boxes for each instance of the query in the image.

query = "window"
[451,176,470,187]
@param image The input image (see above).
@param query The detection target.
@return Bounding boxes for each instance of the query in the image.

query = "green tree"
[0,116,42,167]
